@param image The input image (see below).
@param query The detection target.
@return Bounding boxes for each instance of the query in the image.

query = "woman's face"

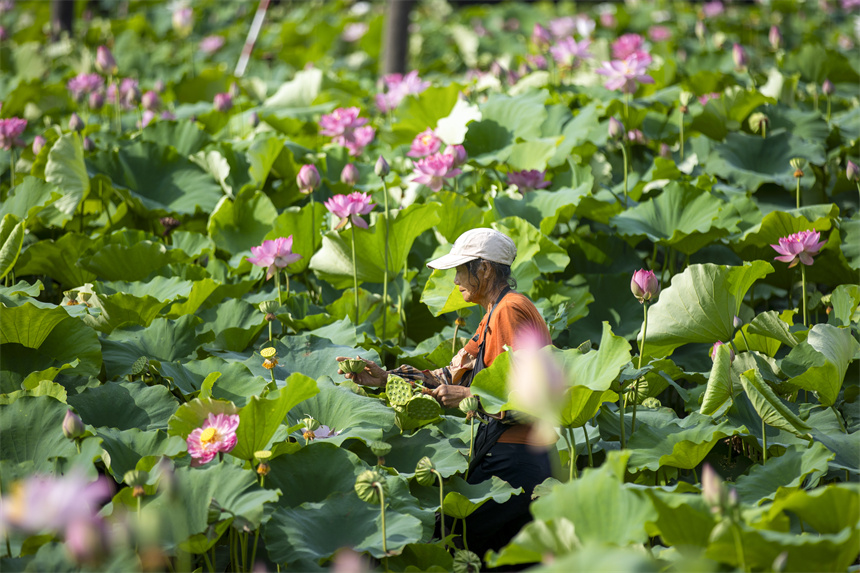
[454,263,483,304]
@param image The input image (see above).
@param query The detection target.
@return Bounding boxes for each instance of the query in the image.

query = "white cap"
[427,228,517,270]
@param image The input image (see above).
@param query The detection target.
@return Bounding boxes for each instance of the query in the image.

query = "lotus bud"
[822,79,834,96]
[452,550,482,573]
[627,129,646,145]
[32,135,46,155]
[700,463,722,510]
[259,300,279,315]
[95,46,117,75]
[340,163,359,187]
[0,26,6,41]
[769,25,782,50]
[302,415,320,432]
[608,117,625,139]
[414,456,436,486]
[354,469,388,505]
[65,516,110,566]
[659,143,671,159]
[249,112,260,128]
[172,6,193,38]
[69,112,84,133]
[459,396,479,414]
[630,269,660,304]
[712,31,726,50]
[790,157,805,178]
[83,137,95,152]
[213,92,233,112]
[374,155,390,178]
[296,164,321,194]
[727,488,739,508]
[228,81,240,99]
[846,160,859,182]
[732,43,747,69]
[443,144,468,167]
[695,21,706,42]
[141,90,160,111]
[710,341,735,362]
[154,79,166,93]
[772,551,789,573]
[63,409,86,439]
[733,315,743,329]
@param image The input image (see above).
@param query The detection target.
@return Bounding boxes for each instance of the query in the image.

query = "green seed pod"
[354,469,388,505]
[131,356,149,376]
[259,300,279,314]
[452,550,482,573]
[302,416,320,432]
[414,456,435,486]
[459,396,479,414]
[338,359,366,374]
[386,375,414,407]
[123,469,149,487]
[369,441,391,458]
[641,397,662,409]
[406,395,442,420]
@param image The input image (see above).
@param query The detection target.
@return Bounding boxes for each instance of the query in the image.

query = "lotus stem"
[832,405,847,433]
[250,527,260,573]
[273,270,282,307]
[202,550,214,573]
[761,418,767,464]
[619,394,626,450]
[309,194,316,257]
[374,483,388,557]
[620,142,629,206]
[632,302,649,435]
[461,517,469,552]
[582,425,593,467]
[567,427,578,480]
[679,110,685,160]
[284,271,290,300]
[351,223,359,326]
[8,149,14,187]
[465,417,475,480]
[731,524,747,573]
[434,470,445,541]
[800,264,808,327]
[241,531,249,573]
[826,97,831,123]
[452,321,460,354]
[381,178,391,344]
[795,176,801,209]
[111,76,121,134]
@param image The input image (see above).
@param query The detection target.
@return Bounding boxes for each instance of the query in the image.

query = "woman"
[336,227,554,562]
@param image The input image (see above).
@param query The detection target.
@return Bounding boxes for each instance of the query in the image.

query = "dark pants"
[457,441,552,566]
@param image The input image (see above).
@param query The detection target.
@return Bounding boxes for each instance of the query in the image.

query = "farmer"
[336,227,554,561]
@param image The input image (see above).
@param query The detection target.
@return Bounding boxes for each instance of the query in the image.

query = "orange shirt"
[462,292,553,445]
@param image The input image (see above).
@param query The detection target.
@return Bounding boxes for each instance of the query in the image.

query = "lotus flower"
[596,52,654,94]
[325,191,375,229]
[599,11,617,29]
[574,15,595,38]
[107,78,139,110]
[69,113,84,133]
[770,230,826,268]
[407,128,442,158]
[548,16,575,38]
[631,269,660,303]
[141,90,160,111]
[627,129,646,145]
[732,43,747,69]
[172,5,193,37]
[0,117,27,150]
[611,33,644,59]
[342,22,368,42]
[95,46,117,75]
[508,169,550,192]
[213,92,233,112]
[648,26,672,42]
[698,92,721,105]
[320,107,375,156]
[549,37,591,69]
[608,116,625,139]
[375,71,429,113]
[443,144,468,167]
[199,35,225,54]
[702,1,724,17]
[296,164,320,194]
[411,152,462,192]
[822,79,834,96]
[247,236,303,279]
[88,91,104,111]
[531,23,551,48]
[769,25,782,50]
[67,73,103,101]
[32,135,46,154]
[186,413,240,466]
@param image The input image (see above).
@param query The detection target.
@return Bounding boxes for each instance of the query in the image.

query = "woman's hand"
[431,385,472,409]
[335,356,387,387]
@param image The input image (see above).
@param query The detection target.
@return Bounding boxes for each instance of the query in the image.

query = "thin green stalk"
[202,550,214,573]
[632,302,649,435]
[731,524,747,573]
[795,177,801,209]
[435,471,445,540]
[350,223,359,326]
[464,417,475,481]
[283,270,290,300]
[619,395,627,450]
[567,427,578,480]
[309,194,316,256]
[268,321,272,342]
[832,405,847,433]
[452,321,460,354]
[250,528,260,571]
[241,531,248,573]
[826,96,831,123]
[111,76,121,134]
[380,178,391,343]
[135,495,142,552]
[273,270,282,307]
[800,264,808,327]
[761,418,768,463]
[620,142,629,206]
[679,110,685,160]
[582,425,593,467]
[691,466,698,484]
[8,149,14,187]
[461,517,469,552]
[375,483,388,564]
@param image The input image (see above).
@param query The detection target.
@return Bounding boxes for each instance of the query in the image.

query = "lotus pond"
[0,0,859,571]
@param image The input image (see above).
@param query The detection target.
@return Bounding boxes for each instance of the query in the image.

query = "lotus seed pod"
[459,396,479,414]
[63,410,86,439]
[789,157,806,170]
[338,359,366,374]
[369,441,391,458]
[452,550,482,573]
[78,292,92,303]
[406,395,442,420]
[641,397,661,409]
[255,450,272,462]
[131,356,149,376]
[259,300,279,314]
[354,469,388,505]
[414,456,436,486]
[260,347,277,359]
[302,416,320,432]
[386,375,414,406]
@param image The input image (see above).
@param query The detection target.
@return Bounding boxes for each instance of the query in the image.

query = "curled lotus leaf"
[354,469,389,505]
[338,359,367,374]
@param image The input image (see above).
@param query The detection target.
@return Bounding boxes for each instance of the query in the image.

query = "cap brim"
[426,252,478,270]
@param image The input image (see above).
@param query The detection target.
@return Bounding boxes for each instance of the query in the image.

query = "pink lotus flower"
[247,236,303,279]
[95,46,117,75]
[342,22,368,42]
[324,191,375,229]
[0,117,27,150]
[443,144,468,167]
[710,341,735,362]
[67,73,104,101]
[344,125,375,156]
[599,11,617,29]
[531,23,551,48]
[627,129,646,145]
[411,152,462,192]
[375,71,430,113]
[631,269,660,303]
[548,16,576,39]
[526,54,548,71]
[107,78,139,110]
[648,26,672,42]
[732,43,747,69]
[847,160,859,181]
[769,26,782,50]
[139,110,156,129]
[508,170,550,192]
[0,471,112,534]
[549,37,591,69]
[141,90,160,111]
[187,413,240,466]
[608,116,625,139]
[770,230,826,268]
[88,91,105,111]
[319,107,375,156]
[407,128,442,158]
[297,164,321,194]
[172,6,193,37]
[702,1,724,17]
[612,33,644,60]
[596,52,654,94]
[200,35,225,55]
[698,92,721,105]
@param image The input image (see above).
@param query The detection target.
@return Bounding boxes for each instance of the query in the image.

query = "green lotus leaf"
[492,216,570,295]
[43,134,89,225]
[197,298,267,352]
[518,543,658,573]
[782,43,860,84]
[389,84,461,146]
[86,141,224,215]
[739,369,811,436]
[13,233,98,288]
[96,427,185,480]
[463,118,513,165]
[324,287,403,340]
[700,343,735,416]
[264,202,327,274]
[265,488,423,564]
[505,137,562,172]
[0,303,102,389]
[485,518,580,568]
[80,292,170,334]
[815,431,860,476]
[832,106,860,143]
[547,102,603,168]
[530,456,656,545]
[731,205,837,265]
[609,182,729,255]
[765,484,860,535]
[166,278,222,318]
[429,191,484,244]
[0,214,24,280]
[0,396,78,476]
[263,67,323,108]
[68,380,179,432]
[231,374,319,461]
[246,133,284,187]
[266,335,379,382]
[167,399,238,448]
[441,475,523,519]
[420,267,471,317]
[78,240,190,282]
[493,183,590,237]
[689,87,774,141]
[704,130,824,192]
[482,89,548,141]
[386,543,454,572]
[767,106,831,152]
[734,443,833,506]
[380,427,468,478]
[780,324,860,407]
[207,189,278,263]
[828,284,860,327]
[310,203,441,288]
[140,119,212,156]
[746,310,799,348]
[100,315,213,379]
[99,276,194,303]
[643,262,773,358]
[266,441,366,508]
[285,378,394,445]
[0,379,68,405]
[559,386,618,429]
[643,489,716,550]
[574,272,649,343]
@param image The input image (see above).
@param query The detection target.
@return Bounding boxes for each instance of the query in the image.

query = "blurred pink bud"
[65,516,110,566]
[769,25,782,50]
[69,113,84,133]
[172,6,193,37]
[659,143,671,159]
[701,464,722,509]
[154,79,166,93]
[627,129,646,145]
[297,164,321,194]
[83,137,95,152]
[95,46,117,75]
[340,163,359,186]
[62,410,85,439]
[822,79,834,96]
[32,135,46,155]
[732,43,747,69]
[531,23,551,48]
[608,117,625,139]
[847,160,859,181]
[213,92,233,112]
[710,341,735,362]
[88,91,104,111]
[374,155,390,178]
